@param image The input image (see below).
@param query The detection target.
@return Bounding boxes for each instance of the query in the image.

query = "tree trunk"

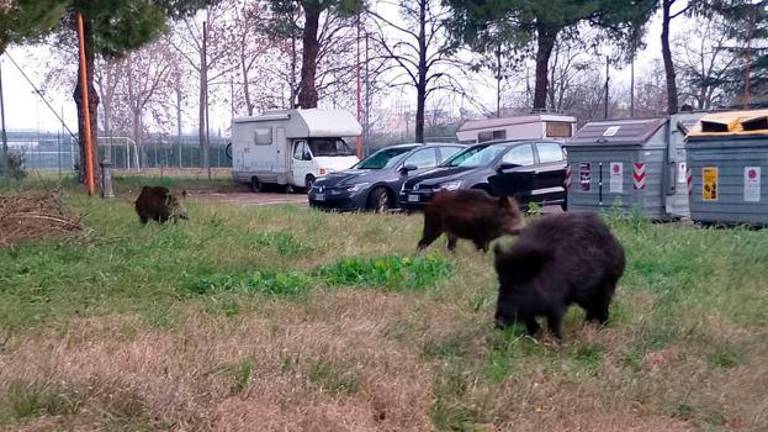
[495,43,502,118]
[73,15,101,186]
[415,0,427,143]
[533,24,556,111]
[200,21,209,173]
[661,0,679,114]
[0,54,9,179]
[240,33,254,116]
[132,110,143,170]
[298,4,321,109]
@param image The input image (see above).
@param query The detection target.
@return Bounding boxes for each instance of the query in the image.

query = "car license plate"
[315,193,325,201]
[408,194,419,202]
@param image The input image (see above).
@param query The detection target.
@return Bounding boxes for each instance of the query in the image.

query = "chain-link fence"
[5,130,232,172]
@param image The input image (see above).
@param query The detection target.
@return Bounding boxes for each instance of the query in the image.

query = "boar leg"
[523,317,540,336]
[447,234,458,252]
[417,217,442,251]
[472,238,489,253]
[584,283,614,325]
[139,215,148,224]
[546,308,565,339]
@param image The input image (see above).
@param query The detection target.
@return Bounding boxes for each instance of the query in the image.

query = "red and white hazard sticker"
[633,162,646,190]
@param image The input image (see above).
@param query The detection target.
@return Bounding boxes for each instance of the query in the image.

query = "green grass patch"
[306,359,360,396]
[314,254,453,291]
[229,358,256,395]
[190,270,312,298]
[0,380,82,421]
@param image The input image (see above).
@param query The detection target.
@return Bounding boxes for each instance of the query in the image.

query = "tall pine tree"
[447,0,657,111]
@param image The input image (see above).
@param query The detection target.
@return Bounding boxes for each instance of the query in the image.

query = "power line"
[3,52,78,141]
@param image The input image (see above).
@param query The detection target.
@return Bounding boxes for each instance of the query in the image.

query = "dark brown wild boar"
[494,212,625,340]
[417,189,524,252]
[134,186,188,224]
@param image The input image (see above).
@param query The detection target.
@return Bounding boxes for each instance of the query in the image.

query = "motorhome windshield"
[455,145,507,168]
[442,145,489,167]
[308,138,355,157]
[355,147,414,169]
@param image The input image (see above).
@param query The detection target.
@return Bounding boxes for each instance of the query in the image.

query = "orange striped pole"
[76,12,95,195]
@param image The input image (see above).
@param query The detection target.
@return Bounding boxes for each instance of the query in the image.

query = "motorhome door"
[275,127,288,173]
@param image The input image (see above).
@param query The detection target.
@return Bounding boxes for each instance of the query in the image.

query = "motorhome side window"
[253,127,272,145]
[546,122,572,138]
[478,130,506,142]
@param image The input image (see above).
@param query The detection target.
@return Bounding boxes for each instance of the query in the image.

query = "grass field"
[0,178,767,431]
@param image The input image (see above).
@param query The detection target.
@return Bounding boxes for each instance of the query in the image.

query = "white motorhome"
[231,109,362,191]
[456,113,577,144]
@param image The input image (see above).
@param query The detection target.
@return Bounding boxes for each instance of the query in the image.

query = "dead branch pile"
[0,190,81,247]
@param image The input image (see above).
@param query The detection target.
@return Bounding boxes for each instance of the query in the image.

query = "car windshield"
[442,145,489,167]
[355,147,414,169]
[455,145,508,168]
[308,138,355,156]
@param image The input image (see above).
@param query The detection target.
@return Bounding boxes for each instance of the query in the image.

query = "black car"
[399,140,567,211]
[308,143,466,212]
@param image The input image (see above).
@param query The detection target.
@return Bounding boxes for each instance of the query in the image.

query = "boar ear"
[499,196,520,211]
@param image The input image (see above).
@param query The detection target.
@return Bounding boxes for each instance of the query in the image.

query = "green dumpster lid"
[566,118,667,146]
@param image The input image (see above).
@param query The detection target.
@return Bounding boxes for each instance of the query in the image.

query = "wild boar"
[493,212,625,340]
[417,190,524,252]
[134,186,188,224]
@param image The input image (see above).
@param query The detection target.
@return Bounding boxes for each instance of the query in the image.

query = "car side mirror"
[401,164,418,174]
[497,162,520,172]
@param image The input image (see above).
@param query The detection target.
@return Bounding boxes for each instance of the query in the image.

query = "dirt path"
[190,191,308,207]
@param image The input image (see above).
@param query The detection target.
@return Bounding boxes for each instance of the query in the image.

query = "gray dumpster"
[686,109,768,226]
[565,118,671,219]
[665,111,708,217]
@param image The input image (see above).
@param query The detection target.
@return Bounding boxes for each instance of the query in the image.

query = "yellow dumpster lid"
[687,109,768,138]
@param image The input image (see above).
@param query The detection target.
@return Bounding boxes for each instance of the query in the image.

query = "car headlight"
[342,182,370,192]
[437,180,462,191]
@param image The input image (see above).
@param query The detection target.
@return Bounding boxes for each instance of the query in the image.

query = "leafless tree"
[674,15,739,110]
[116,39,176,169]
[369,0,466,143]
[169,4,234,176]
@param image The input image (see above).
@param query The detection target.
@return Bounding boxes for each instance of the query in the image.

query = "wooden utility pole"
[604,55,609,119]
[630,56,635,117]
[0,59,8,179]
[355,15,362,158]
[202,20,211,179]
[76,12,95,195]
[742,5,756,109]
[364,33,370,158]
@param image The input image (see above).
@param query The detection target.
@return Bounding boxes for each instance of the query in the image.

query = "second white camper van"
[231,109,362,191]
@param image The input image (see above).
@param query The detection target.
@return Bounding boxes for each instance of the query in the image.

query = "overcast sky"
[0,1,686,134]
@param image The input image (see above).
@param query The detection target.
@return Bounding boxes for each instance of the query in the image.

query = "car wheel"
[250,177,262,193]
[305,175,316,193]
[368,187,390,213]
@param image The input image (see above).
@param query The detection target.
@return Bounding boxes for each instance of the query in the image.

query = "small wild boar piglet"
[494,212,625,340]
[418,189,524,252]
[134,186,188,224]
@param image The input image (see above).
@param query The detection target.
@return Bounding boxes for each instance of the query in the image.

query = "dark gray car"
[308,143,466,212]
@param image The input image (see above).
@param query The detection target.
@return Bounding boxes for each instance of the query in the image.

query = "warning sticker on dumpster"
[579,163,591,191]
[744,167,761,202]
[610,162,623,193]
[702,167,718,201]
